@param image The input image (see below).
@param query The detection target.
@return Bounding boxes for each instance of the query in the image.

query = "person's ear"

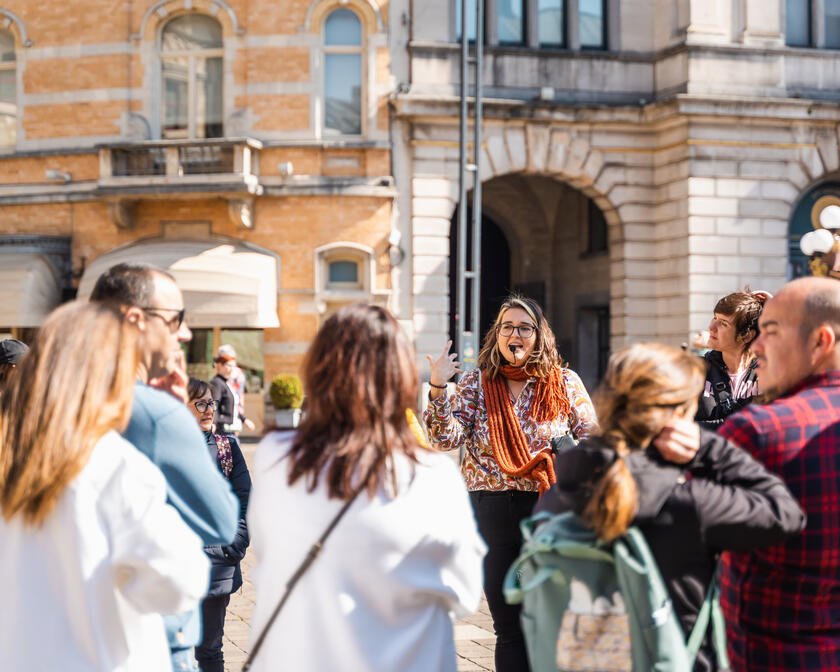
[814,324,837,359]
[124,306,146,330]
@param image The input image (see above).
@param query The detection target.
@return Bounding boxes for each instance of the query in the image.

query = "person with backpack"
[695,289,769,429]
[531,343,804,672]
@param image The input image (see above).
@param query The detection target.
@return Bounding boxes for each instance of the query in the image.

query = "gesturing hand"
[653,416,700,465]
[426,340,462,388]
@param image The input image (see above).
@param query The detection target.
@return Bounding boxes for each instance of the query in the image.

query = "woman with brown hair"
[247,304,485,672]
[0,302,209,670]
[424,294,597,672]
[536,342,805,671]
[695,289,770,427]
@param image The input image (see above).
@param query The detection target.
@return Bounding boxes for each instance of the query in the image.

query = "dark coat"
[536,430,805,672]
[694,350,758,429]
[203,432,251,597]
[210,374,241,428]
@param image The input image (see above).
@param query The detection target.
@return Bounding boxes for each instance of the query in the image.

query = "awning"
[0,252,62,327]
[77,239,280,328]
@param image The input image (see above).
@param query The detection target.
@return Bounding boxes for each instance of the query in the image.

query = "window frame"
[159,14,224,140]
[578,0,607,51]
[322,8,366,139]
[0,29,17,148]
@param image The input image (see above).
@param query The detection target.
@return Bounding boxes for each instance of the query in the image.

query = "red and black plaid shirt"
[718,370,840,672]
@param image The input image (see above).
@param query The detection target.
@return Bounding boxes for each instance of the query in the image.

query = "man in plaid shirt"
[717,277,840,671]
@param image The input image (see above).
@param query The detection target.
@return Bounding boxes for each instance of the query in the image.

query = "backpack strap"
[685,562,731,670]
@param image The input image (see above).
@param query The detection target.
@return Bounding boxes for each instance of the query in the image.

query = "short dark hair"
[799,284,840,342]
[187,377,212,402]
[89,262,174,307]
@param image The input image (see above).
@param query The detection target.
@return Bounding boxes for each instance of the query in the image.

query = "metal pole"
[456,0,470,366]
[469,0,484,363]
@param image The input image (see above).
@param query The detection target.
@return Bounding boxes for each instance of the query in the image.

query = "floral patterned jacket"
[423,367,598,492]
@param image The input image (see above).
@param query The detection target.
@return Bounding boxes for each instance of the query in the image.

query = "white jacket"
[0,430,210,671]
[247,431,486,672]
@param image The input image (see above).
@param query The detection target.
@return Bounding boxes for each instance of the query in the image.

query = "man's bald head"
[775,277,840,341]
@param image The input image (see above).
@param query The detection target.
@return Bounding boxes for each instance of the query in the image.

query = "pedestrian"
[0,302,210,670]
[218,344,250,432]
[90,262,239,671]
[211,346,255,435]
[186,377,251,672]
[535,342,805,672]
[0,337,27,388]
[247,304,485,672]
[695,289,769,428]
[715,277,840,671]
[423,294,597,672]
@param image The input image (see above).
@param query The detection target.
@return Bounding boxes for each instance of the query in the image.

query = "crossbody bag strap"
[685,561,731,670]
[241,473,371,671]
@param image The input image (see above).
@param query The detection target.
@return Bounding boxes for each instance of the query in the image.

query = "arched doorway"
[788,180,840,279]
[448,174,611,392]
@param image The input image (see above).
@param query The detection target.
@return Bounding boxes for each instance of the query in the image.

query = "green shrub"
[269,374,304,409]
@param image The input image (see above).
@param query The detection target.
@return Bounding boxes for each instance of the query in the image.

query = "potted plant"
[269,374,304,428]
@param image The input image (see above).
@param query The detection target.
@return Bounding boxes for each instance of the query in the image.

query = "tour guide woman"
[424,294,597,672]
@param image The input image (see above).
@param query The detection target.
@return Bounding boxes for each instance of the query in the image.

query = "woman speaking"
[424,294,597,672]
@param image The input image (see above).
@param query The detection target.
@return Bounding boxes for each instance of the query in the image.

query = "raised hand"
[426,340,462,388]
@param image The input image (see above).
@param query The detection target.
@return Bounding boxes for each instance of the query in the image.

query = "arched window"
[160,14,223,139]
[323,9,363,137]
[0,30,15,147]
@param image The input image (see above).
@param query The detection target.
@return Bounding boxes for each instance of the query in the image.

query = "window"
[456,0,478,41]
[498,0,526,44]
[0,30,15,147]
[827,0,840,48]
[538,0,564,46]
[786,0,812,46]
[327,260,360,287]
[579,0,605,49]
[323,9,363,137]
[160,14,223,139]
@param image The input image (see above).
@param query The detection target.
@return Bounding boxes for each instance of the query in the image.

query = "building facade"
[396,0,840,391]
[0,0,406,426]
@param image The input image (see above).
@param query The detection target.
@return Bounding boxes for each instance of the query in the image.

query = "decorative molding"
[303,0,384,33]
[134,0,245,40]
[0,9,32,47]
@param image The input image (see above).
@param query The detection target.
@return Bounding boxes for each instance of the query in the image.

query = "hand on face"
[149,350,188,404]
[496,307,537,366]
[653,411,700,465]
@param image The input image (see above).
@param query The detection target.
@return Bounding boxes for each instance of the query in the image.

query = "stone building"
[0,0,403,425]
[394,0,840,391]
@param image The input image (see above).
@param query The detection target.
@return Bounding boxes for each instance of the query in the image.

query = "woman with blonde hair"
[0,302,209,671]
[536,342,805,671]
[247,304,485,672]
[424,294,597,672]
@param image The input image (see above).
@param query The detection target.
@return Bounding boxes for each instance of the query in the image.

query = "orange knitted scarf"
[482,365,570,494]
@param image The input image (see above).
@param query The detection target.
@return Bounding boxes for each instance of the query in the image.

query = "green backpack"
[503,511,730,672]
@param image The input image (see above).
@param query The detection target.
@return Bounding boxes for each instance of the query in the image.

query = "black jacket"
[203,432,251,597]
[694,350,758,429]
[536,430,805,672]
[211,374,243,429]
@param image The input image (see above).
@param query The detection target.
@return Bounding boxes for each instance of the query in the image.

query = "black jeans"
[195,594,231,672]
[470,489,539,672]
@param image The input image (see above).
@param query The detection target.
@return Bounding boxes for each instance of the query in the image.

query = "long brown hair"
[477,294,562,379]
[583,343,705,542]
[0,302,138,526]
[286,304,424,501]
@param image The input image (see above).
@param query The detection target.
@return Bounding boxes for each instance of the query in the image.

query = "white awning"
[0,252,62,327]
[77,239,280,328]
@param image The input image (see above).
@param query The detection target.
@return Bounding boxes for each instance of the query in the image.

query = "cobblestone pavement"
[220,441,497,671]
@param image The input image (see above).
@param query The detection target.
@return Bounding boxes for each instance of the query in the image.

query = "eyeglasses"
[193,399,217,413]
[141,307,185,331]
[497,323,536,338]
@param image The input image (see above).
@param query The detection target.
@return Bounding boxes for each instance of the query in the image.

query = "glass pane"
[328,260,359,283]
[0,31,14,63]
[325,9,362,46]
[195,56,223,138]
[162,57,189,138]
[455,0,477,41]
[538,0,564,45]
[324,53,362,135]
[220,329,265,390]
[0,67,15,147]
[579,0,605,48]
[827,0,840,48]
[786,0,811,46]
[162,14,222,51]
[498,0,525,43]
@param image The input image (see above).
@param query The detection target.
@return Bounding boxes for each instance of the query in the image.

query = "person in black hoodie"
[695,290,769,428]
[536,342,805,672]
[187,377,251,672]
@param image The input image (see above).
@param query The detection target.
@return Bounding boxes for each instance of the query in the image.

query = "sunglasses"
[141,307,186,331]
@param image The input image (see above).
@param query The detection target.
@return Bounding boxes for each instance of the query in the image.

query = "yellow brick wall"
[234,47,310,83]
[0,154,99,184]
[24,54,144,93]
[239,94,311,131]
[23,101,141,139]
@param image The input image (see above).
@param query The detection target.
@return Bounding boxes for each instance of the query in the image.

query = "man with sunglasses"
[91,262,238,672]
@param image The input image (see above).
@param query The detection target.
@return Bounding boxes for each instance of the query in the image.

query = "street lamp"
[800,205,840,278]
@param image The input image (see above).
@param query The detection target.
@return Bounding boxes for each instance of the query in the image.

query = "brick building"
[0,0,402,423]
